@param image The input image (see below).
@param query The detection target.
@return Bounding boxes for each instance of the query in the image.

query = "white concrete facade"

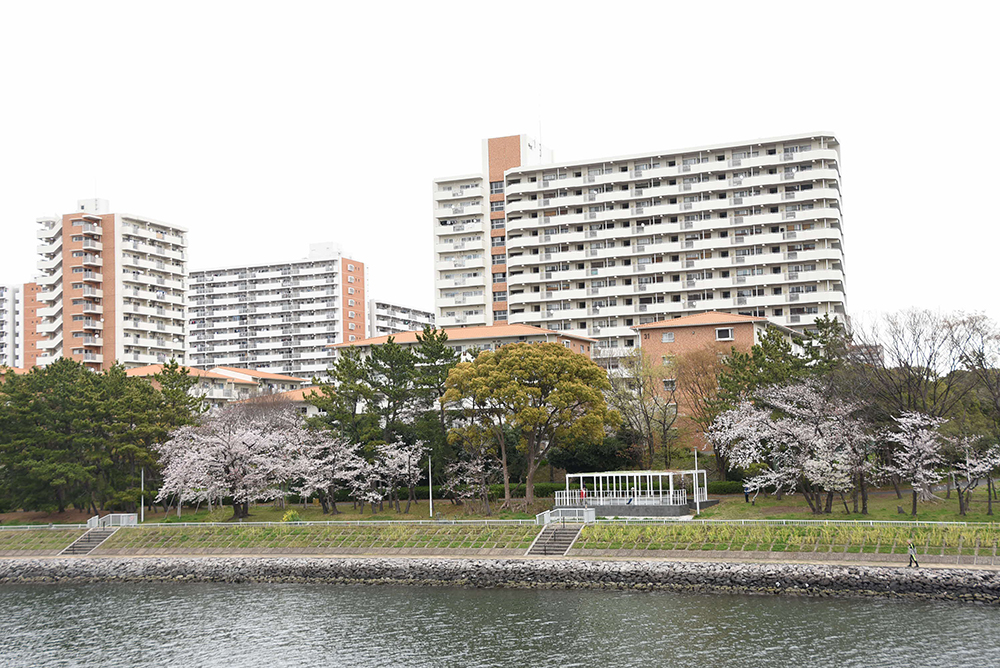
[0,285,22,368]
[32,199,188,370]
[187,243,370,377]
[433,135,553,329]
[483,133,847,360]
[367,299,435,338]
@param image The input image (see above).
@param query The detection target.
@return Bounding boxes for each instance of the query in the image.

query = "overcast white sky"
[1,1,996,322]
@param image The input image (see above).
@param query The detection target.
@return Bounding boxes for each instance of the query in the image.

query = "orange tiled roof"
[125,364,258,384]
[331,324,595,349]
[0,366,30,375]
[632,311,768,330]
[211,367,309,383]
[235,387,324,403]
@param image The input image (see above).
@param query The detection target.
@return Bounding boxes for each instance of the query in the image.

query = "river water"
[1,582,997,667]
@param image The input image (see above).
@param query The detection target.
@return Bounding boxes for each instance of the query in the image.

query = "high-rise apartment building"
[30,199,188,371]
[188,243,368,377]
[367,299,435,338]
[434,133,847,367]
[0,285,23,368]
[433,135,553,328]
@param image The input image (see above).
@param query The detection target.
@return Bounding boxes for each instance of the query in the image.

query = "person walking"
[743,485,750,503]
[907,540,919,568]
[579,484,587,506]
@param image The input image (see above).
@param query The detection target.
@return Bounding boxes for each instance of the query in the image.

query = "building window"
[490,201,504,212]
[349,335,356,342]
[716,327,734,341]
[490,181,503,194]
[348,264,355,271]
[349,311,355,318]
[348,287,355,294]
[661,332,674,343]
[348,323,355,330]
[663,379,676,392]
[348,276,355,283]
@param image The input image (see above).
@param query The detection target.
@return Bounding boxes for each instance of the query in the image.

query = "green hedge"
[707,481,746,495]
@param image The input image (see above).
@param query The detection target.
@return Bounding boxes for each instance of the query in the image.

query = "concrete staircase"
[60,528,118,556]
[526,524,582,557]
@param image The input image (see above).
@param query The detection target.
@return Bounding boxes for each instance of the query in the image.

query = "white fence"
[536,507,596,525]
[87,514,138,529]
[554,489,688,507]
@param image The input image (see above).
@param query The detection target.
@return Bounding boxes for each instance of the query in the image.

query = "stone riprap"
[1,557,997,604]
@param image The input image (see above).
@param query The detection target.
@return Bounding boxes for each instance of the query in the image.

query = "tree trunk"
[957,483,966,516]
[800,482,818,514]
[988,478,994,516]
[911,490,918,517]
[892,475,903,500]
[498,433,512,508]
[823,491,834,514]
[525,460,539,506]
[840,492,851,514]
[860,472,869,515]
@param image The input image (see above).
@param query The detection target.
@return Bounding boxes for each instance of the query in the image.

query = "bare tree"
[605,349,678,468]
[674,347,727,475]
[852,308,976,418]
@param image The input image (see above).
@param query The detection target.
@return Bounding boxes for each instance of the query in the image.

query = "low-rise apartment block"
[331,323,595,360]
[367,299,435,337]
[188,243,369,377]
[435,133,848,369]
[30,199,188,370]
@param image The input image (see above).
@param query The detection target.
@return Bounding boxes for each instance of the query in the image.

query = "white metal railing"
[554,489,688,507]
[536,507,596,525]
[593,517,992,527]
[87,514,139,529]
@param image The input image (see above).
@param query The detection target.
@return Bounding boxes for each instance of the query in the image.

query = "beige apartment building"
[434,133,848,369]
[28,199,188,370]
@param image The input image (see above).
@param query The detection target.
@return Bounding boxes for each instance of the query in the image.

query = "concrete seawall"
[1,557,998,604]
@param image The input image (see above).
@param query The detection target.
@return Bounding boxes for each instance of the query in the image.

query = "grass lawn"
[0,528,87,551]
[139,499,544,524]
[578,523,1000,556]
[699,486,1000,523]
[97,523,541,552]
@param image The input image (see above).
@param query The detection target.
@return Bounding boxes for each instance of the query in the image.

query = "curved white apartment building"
[28,199,188,370]
[434,133,848,366]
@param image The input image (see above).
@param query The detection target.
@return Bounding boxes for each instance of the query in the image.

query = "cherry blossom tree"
[342,453,385,515]
[710,381,876,514]
[156,402,299,519]
[443,455,497,515]
[947,436,1000,516]
[376,440,427,513]
[884,412,947,516]
[287,430,360,515]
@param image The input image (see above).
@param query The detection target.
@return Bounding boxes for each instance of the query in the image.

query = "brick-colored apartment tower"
[432,135,554,328]
[29,199,188,370]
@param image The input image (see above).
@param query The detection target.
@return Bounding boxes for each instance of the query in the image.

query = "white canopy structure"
[556,469,708,510]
